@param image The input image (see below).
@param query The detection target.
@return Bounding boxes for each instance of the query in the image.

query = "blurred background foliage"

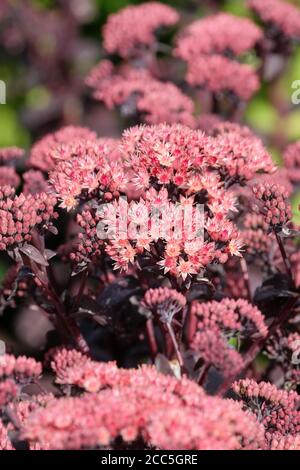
[1,0,300,213]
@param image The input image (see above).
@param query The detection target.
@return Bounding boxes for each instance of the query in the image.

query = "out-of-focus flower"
[0,420,14,450]
[248,0,300,40]
[103,2,179,58]
[86,62,195,126]
[205,123,275,182]
[0,147,24,164]
[265,330,300,389]
[242,213,275,258]
[0,167,20,188]
[283,141,300,184]
[191,298,268,340]
[190,298,267,378]
[0,354,42,384]
[0,379,18,408]
[252,168,294,197]
[196,113,223,134]
[191,329,244,378]
[22,170,49,195]
[269,434,300,450]
[186,54,259,101]
[175,13,262,61]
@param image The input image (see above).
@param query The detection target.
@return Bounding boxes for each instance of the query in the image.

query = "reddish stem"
[145,319,158,360]
[274,231,295,288]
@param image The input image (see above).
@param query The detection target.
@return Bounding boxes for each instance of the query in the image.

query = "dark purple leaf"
[19,244,49,266]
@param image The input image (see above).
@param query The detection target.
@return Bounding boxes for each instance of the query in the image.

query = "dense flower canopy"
[0,0,300,453]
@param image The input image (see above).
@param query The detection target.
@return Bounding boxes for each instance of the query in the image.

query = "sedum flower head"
[103,2,179,58]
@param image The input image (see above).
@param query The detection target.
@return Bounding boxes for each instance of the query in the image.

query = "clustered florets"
[15,355,265,450]
[86,63,195,126]
[190,298,268,377]
[102,2,179,58]
[59,121,277,279]
[283,141,300,183]
[28,126,98,172]
[233,379,300,447]
[0,167,20,189]
[0,147,24,164]
[241,213,274,258]
[248,0,300,40]
[49,138,126,211]
[0,354,42,409]
[252,183,292,230]
[175,13,262,59]
[175,13,261,102]
[186,54,259,102]
[0,186,58,250]
[0,354,42,383]
[265,330,300,389]
[143,287,186,324]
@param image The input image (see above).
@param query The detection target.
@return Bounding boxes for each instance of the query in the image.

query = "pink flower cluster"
[86,62,195,126]
[173,13,261,102]
[0,354,42,383]
[252,183,292,230]
[0,420,13,451]
[175,13,262,60]
[49,138,126,210]
[0,379,18,408]
[205,123,275,182]
[248,0,300,39]
[233,379,300,444]
[20,354,265,450]
[241,213,274,258]
[0,146,24,163]
[190,298,267,376]
[283,141,300,183]
[103,2,179,58]
[186,54,259,101]
[0,166,20,188]
[68,122,276,277]
[0,186,58,250]
[266,330,300,388]
[191,329,244,378]
[143,287,186,324]
[28,125,97,172]
[22,170,49,195]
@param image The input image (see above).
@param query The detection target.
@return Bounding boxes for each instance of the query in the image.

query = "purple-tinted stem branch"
[274,231,295,288]
[240,257,251,300]
[198,363,211,386]
[145,318,158,360]
[72,268,88,312]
